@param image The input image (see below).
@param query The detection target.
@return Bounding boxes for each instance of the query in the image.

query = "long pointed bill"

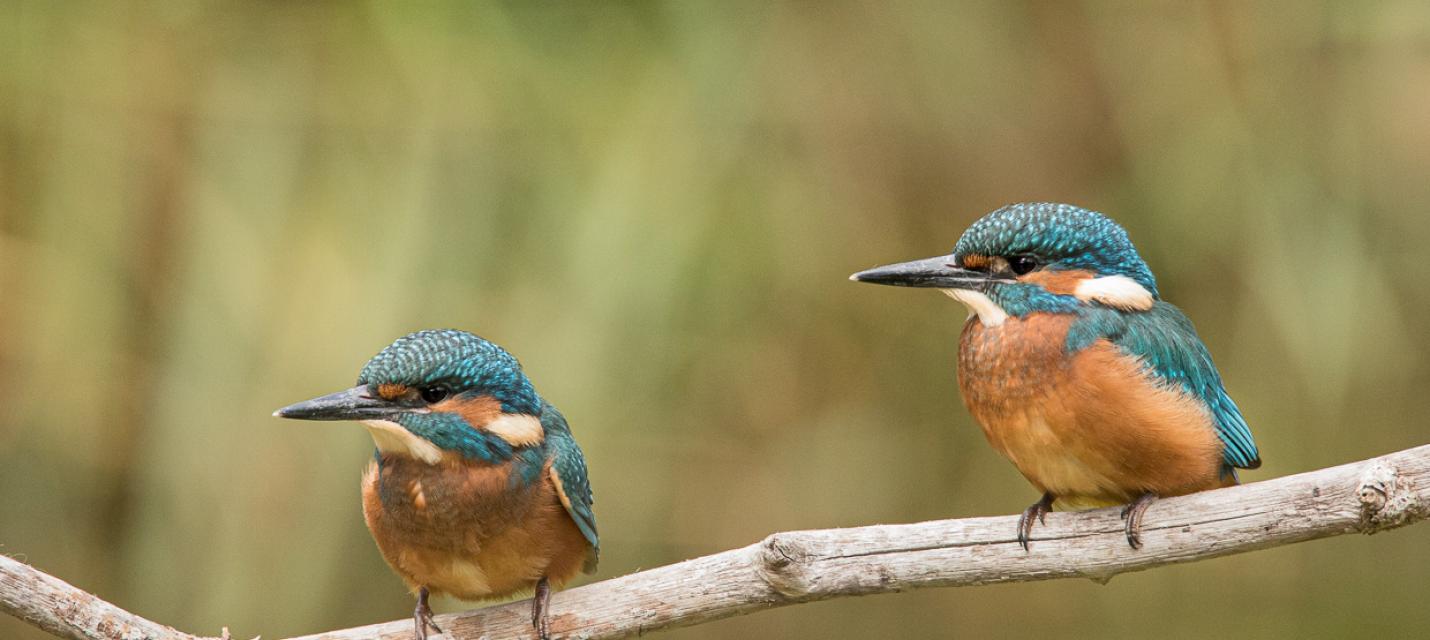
[273,385,402,421]
[849,255,1006,290]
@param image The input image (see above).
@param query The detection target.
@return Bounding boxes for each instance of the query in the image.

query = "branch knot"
[1356,460,1424,533]
[755,533,813,599]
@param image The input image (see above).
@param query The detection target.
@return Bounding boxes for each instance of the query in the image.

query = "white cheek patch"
[1074,275,1155,311]
[942,289,1009,327]
[362,419,443,464]
[483,413,545,447]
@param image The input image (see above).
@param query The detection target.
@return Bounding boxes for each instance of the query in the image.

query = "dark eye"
[420,385,450,404]
[1009,256,1039,275]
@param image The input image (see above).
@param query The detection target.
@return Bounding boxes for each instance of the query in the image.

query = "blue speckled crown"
[358,329,541,414]
[954,203,1160,298]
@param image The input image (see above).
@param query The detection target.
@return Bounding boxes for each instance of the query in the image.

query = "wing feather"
[1068,303,1261,469]
[540,402,599,572]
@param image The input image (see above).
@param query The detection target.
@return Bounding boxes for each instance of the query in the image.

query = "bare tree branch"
[0,554,204,640]
[4,445,1427,640]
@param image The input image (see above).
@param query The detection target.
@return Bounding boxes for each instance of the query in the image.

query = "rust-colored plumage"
[361,454,591,601]
[960,313,1225,509]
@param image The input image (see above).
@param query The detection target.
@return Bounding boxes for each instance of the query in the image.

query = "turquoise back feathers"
[1070,305,1261,470]
[542,403,600,567]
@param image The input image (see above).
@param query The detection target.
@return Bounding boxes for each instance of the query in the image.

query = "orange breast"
[959,313,1224,506]
[360,454,591,601]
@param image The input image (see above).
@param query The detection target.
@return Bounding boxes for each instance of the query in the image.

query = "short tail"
[1219,465,1241,487]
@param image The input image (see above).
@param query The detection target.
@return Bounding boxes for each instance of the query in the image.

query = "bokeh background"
[3,2,1429,639]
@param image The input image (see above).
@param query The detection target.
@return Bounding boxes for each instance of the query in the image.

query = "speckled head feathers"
[954,203,1159,298]
[358,329,541,415]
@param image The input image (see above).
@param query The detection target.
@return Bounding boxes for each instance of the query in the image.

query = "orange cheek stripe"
[432,395,506,430]
[1021,269,1094,295]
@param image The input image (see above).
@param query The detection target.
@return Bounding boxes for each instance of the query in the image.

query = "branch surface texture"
[3,445,1427,640]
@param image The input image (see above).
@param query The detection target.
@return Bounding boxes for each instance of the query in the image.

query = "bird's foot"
[414,586,443,640]
[532,577,552,640]
[1017,492,1056,551]
[1120,493,1158,550]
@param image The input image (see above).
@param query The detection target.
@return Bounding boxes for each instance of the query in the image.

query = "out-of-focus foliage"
[2,2,1428,639]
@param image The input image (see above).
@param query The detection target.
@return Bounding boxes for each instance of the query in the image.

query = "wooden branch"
[4,446,1427,640]
[0,554,203,640]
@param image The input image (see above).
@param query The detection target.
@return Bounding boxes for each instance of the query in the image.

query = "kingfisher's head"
[275,329,545,464]
[851,203,1159,324]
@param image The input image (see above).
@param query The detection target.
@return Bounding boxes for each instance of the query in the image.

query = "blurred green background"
[2,2,1428,639]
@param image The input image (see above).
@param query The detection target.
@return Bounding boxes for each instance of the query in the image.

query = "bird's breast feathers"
[357,397,591,601]
[361,454,591,601]
[959,313,1225,503]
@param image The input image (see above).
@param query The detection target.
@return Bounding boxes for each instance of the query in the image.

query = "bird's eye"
[1009,256,1039,275]
[420,385,450,404]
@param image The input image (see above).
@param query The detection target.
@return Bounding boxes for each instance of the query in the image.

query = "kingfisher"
[851,203,1259,550]
[274,329,598,640]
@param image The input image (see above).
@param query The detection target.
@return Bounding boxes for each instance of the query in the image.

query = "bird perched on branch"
[851,203,1259,550]
[275,329,598,640]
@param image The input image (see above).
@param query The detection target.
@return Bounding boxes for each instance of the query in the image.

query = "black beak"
[849,255,1006,290]
[273,385,403,421]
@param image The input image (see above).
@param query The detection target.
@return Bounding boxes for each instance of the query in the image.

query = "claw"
[532,576,552,640]
[1017,493,1056,551]
[1120,492,1158,549]
[414,586,443,640]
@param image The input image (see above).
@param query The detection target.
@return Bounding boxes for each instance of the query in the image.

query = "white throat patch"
[484,413,545,447]
[1073,275,1155,311]
[942,289,1009,326]
[362,419,443,464]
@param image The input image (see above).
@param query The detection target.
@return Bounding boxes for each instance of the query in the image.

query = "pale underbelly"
[387,533,552,600]
[361,460,590,601]
[983,410,1135,506]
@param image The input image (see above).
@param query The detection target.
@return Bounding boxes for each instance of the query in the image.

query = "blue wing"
[1068,302,1261,470]
[540,402,599,572]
